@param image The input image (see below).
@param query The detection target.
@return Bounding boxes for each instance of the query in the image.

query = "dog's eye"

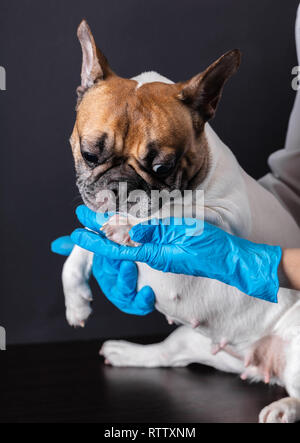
[152,164,172,176]
[82,151,99,165]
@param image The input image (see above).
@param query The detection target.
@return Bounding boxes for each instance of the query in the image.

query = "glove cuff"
[240,244,282,303]
[259,245,282,303]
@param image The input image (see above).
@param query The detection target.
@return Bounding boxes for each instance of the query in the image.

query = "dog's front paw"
[259,397,300,423]
[101,214,140,247]
[65,288,93,328]
[62,246,94,328]
[63,280,93,328]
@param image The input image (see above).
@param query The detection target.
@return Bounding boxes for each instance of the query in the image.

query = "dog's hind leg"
[259,333,300,423]
[62,245,94,327]
[101,325,243,373]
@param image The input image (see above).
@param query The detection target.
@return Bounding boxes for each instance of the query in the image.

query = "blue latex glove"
[71,205,282,303]
[51,236,155,316]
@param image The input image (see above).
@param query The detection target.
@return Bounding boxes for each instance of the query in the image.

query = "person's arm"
[281,249,300,290]
[71,206,283,303]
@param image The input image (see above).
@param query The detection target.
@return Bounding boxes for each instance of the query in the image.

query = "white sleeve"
[259,3,300,226]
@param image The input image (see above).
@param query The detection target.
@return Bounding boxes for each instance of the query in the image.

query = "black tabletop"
[0,337,286,423]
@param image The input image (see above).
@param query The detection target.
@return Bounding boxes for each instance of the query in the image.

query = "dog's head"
[70,20,240,213]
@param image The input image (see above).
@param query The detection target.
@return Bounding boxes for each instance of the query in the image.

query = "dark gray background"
[0,0,299,344]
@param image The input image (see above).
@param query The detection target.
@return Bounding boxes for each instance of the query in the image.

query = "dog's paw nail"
[104,359,111,365]
[80,321,85,328]
[211,345,220,355]
[166,316,174,325]
[190,319,200,328]
[240,372,248,380]
[264,372,270,384]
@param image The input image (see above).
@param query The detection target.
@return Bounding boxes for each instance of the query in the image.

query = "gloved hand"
[51,235,155,316]
[71,205,282,303]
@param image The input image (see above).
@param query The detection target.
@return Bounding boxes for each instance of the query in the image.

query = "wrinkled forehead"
[75,77,192,155]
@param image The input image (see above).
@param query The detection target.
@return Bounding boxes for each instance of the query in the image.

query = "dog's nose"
[107,179,142,195]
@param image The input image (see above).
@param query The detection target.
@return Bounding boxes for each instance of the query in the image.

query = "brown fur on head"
[70,20,241,212]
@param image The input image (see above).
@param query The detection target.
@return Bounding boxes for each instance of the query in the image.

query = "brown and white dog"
[62,20,300,423]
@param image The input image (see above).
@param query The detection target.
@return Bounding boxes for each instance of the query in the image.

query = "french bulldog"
[62,20,300,423]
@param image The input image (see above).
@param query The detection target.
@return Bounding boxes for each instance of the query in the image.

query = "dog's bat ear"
[178,50,241,122]
[76,20,114,102]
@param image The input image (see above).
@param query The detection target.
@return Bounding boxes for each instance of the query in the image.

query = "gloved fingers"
[129,221,160,244]
[93,254,123,275]
[71,228,148,262]
[72,228,126,256]
[92,255,121,297]
[76,205,115,232]
[109,285,155,316]
[103,257,123,273]
[116,261,138,301]
[134,285,156,313]
[51,236,75,256]
[129,217,204,245]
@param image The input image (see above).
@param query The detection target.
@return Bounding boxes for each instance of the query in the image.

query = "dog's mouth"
[80,197,153,222]
[77,175,153,216]
[76,158,202,217]
[79,177,187,218]
[81,193,107,213]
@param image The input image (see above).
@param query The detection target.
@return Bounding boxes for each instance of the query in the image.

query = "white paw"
[64,283,93,328]
[65,297,92,328]
[62,246,94,328]
[100,340,151,367]
[100,340,137,367]
[259,398,300,423]
[101,214,140,246]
